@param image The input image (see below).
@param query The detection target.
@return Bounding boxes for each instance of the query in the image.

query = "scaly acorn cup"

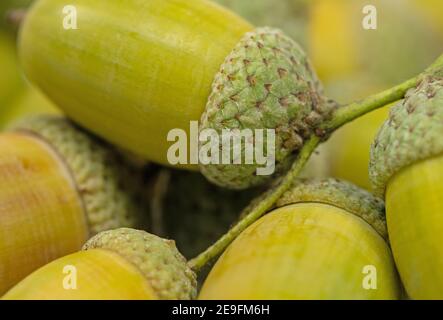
[199,178,401,299]
[0,115,146,295]
[3,228,197,300]
[369,75,443,299]
[20,0,335,189]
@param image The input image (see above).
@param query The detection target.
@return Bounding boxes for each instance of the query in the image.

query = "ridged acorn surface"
[370,75,443,299]
[20,0,335,189]
[199,179,401,299]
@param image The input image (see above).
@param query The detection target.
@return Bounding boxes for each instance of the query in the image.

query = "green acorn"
[370,75,443,299]
[20,0,336,189]
[199,179,401,299]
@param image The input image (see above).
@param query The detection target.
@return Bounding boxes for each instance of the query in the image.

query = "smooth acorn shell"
[19,0,252,168]
[0,133,87,295]
[199,202,401,299]
[2,249,157,300]
[386,154,443,299]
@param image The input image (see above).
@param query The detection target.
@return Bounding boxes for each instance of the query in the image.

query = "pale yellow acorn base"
[0,133,87,295]
[199,202,400,300]
[386,154,443,300]
[2,249,157,300]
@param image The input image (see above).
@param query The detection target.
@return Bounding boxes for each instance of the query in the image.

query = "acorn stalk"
[370,75,443,299]
[0,115,146,295]
[199,179,401,299]
[3,228,197,300]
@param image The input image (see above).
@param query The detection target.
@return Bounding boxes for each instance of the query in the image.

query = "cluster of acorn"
[0,0,443,300]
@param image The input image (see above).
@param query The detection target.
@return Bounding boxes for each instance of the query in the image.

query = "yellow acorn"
[370,75,443,299]
[20,0,336,189]
[2,228,197,300]
[0,115,146,295]
[199,179,401,299]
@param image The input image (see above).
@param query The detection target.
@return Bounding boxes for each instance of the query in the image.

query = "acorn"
[2,228,197,300]
[19,0,336,189]
[0,115,146,295]
[199,178,401,299]
[369,75,443,299]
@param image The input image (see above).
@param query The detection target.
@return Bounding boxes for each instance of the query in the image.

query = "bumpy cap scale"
[200,27,335,189]
[12,115,145,235]
[370,75,443,196]
[276,178,387,240]
[83,228,197,300]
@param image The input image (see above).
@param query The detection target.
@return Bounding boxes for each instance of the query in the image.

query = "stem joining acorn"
[370,74,443,299]
[2,228,197,300]
[0,115,146,295]
[199,179,401,299]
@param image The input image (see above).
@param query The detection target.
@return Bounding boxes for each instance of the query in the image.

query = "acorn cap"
[276,178,387,240]
[370,75,443,196]
[11,115,146,235]
[200,27,335,190]
[82,228,197,300]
